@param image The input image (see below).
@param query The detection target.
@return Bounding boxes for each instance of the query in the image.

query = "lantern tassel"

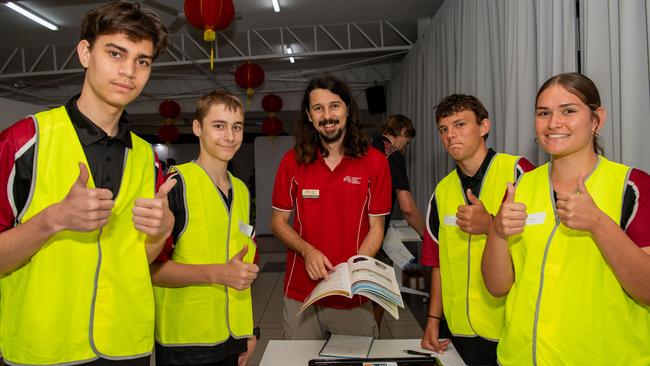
[246,87,254,109]
[204,29,216,70]
[210,45,214,70]
[204,29,216,42]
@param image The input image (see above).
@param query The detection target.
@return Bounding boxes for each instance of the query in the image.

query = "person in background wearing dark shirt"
[151,90,259,366]
[420,94,535,365]
[371,114,426,237]
[0,2,174,365]
[370,114,426,328]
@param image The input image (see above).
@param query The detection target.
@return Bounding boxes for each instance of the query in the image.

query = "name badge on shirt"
[526,212,546,225]
[302,189,320,199]
[239,220,254,237]
[443,214,458,226]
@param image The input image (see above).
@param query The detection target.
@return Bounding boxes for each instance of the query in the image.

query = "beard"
[318,118,344,143]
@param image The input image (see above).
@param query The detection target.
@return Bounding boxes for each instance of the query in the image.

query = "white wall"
[254,136,295,235]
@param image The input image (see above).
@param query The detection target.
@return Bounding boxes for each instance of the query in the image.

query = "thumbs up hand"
[132,177,176,240]
[556,174,602,231]
[456,188,492,235]
[493,182,527,239]
[55,162,114,232]
[219,245,260,290]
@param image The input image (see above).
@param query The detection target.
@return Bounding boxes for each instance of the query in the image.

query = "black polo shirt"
[65,95,132,196]
[456,148,498,198]
[371,133,411,235]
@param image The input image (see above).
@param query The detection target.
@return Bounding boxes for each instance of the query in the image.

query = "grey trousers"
[282,296,379,340]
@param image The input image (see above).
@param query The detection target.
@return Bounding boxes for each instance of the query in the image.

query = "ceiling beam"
[0,20,414,81]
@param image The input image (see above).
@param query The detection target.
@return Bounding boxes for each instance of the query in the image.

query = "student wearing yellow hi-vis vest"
[484,73,650,365]
[0,3,174,365]
[420,94,535,365]
[151,90,260,366]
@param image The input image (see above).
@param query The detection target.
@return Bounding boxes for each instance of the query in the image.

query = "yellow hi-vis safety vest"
[154,162,256,346]
[498,156,650,365]
[0,106,156,365]
[435,153,520,340]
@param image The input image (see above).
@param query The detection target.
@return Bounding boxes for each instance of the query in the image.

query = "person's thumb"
[577,173,588,194]
[155,178,177,200]
[505,182,516,203]
[466,188,482,206]
[231,245,248,262]
[74,162,90,188]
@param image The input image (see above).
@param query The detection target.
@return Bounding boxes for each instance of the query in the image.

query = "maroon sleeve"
[500,157,537,202]
[153,152,165,192]
[154,236,174,263]
[368,150,392,215]
[271,150,296,211]
[421,231,440,267]
[420,192,440,267]
[625,168,650,248]
[0,117,36,233]
[516,157,536,176]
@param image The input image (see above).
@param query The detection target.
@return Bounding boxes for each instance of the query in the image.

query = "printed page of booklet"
[299,255,404,320]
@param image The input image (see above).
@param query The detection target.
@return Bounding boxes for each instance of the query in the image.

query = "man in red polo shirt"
[271,75,392,339]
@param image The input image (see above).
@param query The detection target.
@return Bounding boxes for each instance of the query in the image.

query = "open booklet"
[298,255,405,319]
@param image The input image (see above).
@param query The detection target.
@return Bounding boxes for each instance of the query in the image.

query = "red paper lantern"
[184,0,235,69]
[159,99,181,121]
[261,116,284,136]
[158,124,180,143]
[235,61,265,102]
[261,93,283,114]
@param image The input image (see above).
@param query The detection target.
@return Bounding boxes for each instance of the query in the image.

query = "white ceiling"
[0,0,443,134]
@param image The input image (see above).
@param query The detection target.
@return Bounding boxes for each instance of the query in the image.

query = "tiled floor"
[247,236,429,366]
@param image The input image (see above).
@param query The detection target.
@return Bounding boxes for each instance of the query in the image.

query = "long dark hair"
[536,72,605,155]
[294,75,368,164]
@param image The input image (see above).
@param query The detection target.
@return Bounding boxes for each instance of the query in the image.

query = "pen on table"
[403,349,434,357]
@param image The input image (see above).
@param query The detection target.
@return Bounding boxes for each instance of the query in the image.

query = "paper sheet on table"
[390,219,422,241]
[381,227,415,270]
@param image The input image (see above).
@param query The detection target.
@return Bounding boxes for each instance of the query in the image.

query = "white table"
[260,339,466,366]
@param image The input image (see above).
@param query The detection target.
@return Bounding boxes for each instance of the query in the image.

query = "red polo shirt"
[272,147,392,308]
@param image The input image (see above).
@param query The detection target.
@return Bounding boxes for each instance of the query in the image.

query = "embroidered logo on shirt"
[343,176,361,185]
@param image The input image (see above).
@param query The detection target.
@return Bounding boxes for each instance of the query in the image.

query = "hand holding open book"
[298,255,405,319]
